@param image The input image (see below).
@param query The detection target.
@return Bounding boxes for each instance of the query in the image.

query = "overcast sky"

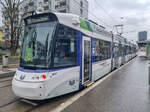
[0,0,150,42]
[87,0,150,42]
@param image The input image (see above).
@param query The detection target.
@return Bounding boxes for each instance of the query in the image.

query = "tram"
[12,12,137,100]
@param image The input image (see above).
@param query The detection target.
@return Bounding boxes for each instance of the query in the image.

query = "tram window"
[119,44,122,56]
[95,39,111,62]
[53,24,77,68]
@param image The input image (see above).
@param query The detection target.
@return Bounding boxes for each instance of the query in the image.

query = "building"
[138,31,147,42]
[2,0,88,41]
[22,0,88,19]
[137,31,148,49]
[0,28,3,42]
[2,8,20,40]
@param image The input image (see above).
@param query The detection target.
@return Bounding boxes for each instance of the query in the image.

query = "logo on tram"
[20,75,26,80]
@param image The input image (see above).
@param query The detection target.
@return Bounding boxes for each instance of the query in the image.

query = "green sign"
[26,48,33,61]
[80,18,93,32]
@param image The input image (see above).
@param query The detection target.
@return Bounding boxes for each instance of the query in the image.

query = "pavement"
[0,68,17,78]
[59,56,150,112]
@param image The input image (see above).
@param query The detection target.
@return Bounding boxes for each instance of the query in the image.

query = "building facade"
[138,31,147,42]
[2,8,20,40]
[2,0,88,41]
[0,28,3,42]
[22,0,88,19]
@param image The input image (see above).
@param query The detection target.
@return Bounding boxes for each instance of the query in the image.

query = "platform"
[61,57,150,112]
[0,68,17,78]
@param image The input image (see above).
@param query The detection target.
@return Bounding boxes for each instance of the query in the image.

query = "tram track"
[0,84,12,89]
[0,79,12,83]
[0,98,22,108]
[0,77,13,89]
[22,99,52,112]
[0,98,49,112]
[0,77,13,83]
[24,103,44,112]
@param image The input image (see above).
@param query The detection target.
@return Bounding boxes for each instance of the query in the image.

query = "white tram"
[12,12,137,100]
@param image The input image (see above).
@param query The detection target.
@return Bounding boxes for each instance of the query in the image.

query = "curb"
[0,71,15,78]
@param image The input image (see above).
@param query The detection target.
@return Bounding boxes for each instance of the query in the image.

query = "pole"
[149,65,150,86]
[111,31,114,71]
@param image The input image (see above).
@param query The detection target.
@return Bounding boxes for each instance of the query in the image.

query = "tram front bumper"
[12,79,46,100]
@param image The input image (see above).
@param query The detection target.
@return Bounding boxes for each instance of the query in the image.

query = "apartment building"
[2,0,88,41]
[23,0,88,18]
[2,8,20,40]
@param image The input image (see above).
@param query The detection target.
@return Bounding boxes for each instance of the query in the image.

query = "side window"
[119,44,122,56]
[95,39,111,62]
[114,44,119,57]
[95,40,101,61]
[53,24,77,68]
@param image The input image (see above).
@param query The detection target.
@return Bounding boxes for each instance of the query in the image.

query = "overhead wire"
[94,0,120,25]
[72,0,113,28]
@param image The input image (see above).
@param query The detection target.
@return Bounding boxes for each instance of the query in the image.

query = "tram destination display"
[25,15,50,25]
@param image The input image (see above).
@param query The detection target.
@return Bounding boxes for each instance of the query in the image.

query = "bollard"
[2,55,8,71]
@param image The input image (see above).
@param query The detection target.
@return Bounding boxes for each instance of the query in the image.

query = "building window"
[114,44,119,57]
[59,9,66,13]
[44,6,49,11]
[94,39,111,62]
[80,1,83,7]
[80,9,83,15]
[53,24,77,68]
[29,2,34,6]
[39,2,42,5]
[44,0,49,2]
[55,0,67,9]
[60,1,66,6]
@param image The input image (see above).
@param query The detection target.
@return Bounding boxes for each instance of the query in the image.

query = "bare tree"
[0,0,23,56]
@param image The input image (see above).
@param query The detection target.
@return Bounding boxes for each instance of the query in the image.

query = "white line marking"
[21,99,38,106]
[50,58,136,112]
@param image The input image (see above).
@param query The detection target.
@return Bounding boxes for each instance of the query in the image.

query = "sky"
[87,0,150,43]
[0,0,150,42]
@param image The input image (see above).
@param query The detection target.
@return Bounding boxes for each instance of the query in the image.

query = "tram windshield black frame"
[20,14,58,70]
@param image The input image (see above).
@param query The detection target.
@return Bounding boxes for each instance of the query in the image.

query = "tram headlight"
[41,75,46,79]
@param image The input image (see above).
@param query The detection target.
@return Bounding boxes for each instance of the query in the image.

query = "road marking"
[21,99,38,106]
[87,81,94,86]
[50,58,136,112]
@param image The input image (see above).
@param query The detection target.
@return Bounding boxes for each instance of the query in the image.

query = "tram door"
[114,44,119,68]
[82,36,91,84]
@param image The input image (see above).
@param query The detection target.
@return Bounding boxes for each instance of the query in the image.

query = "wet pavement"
[0,75,75,112]
[62,57,150,112]
[0,56,149,112]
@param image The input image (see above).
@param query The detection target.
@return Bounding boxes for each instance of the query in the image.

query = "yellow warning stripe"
[87,81,94,86]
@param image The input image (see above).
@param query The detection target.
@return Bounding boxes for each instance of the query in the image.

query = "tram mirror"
[72,18,80,25]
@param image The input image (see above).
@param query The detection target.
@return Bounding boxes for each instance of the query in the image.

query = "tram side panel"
[45,67,80,99]
[45,31,84,99]
[118,44,122,66]
[91,38,112,81]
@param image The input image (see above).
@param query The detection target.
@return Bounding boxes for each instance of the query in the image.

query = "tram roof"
[24,12,135,45]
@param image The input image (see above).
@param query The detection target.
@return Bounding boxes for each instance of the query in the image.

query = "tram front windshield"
[20,22,56,69]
